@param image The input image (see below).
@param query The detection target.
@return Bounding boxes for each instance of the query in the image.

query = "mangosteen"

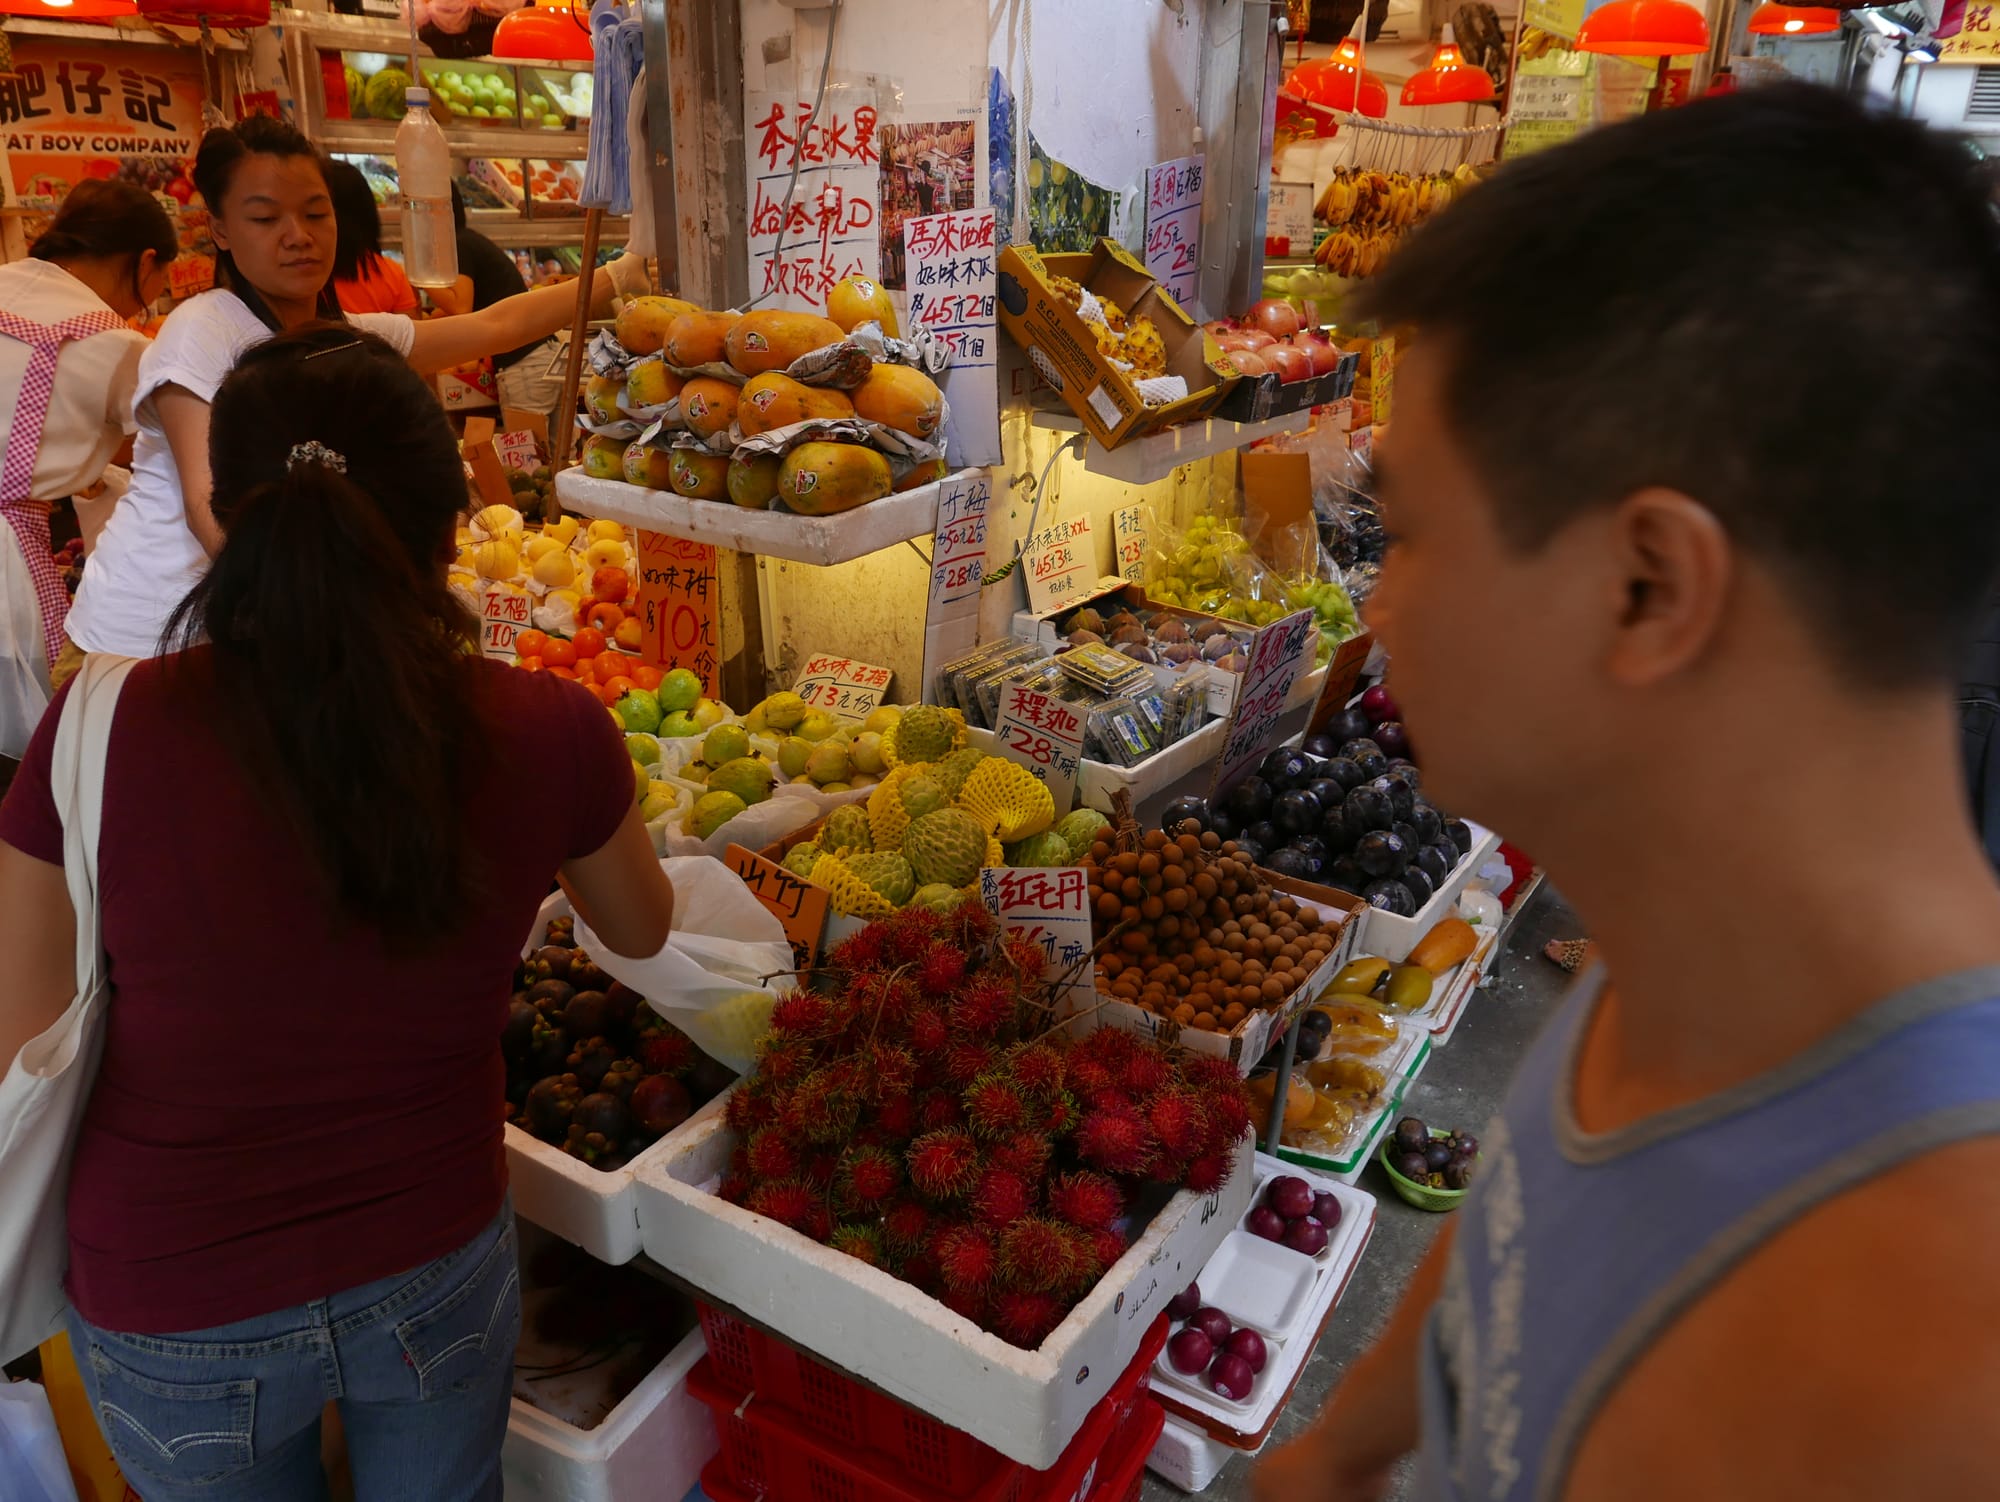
[1291,835,1330,876]
[1265,847,1315,880]
[631,1073,694,1136]
[1306,778,1347,811]
[1446,818,1474,857]
[1442,1160,1472,1191]
[600,1057,645,1101]
[603,982,642,1032]
[1424,1140,1453,1174]
[1343,787,1395,833]
[1209,806,1243,841]
[1324,756,1368,792]
[1363,879,1417,917]
[528,945,573,981]
[502,999,539,1065]
[1401,865,1437,908]
[1409,804,1445,846]
[530,1019,571,1076]
[567,955,610,992]
[1330,706,1374,743]
[1225,776,1274,824]
[562,990,611,1040]
[1415,845,1451,887]
[1303,733,1338,758]
[1325,856,1367,895]
[1245,820,1280,853]
[566,1036,619,1091]
[525,1074,581,1139]
[1272,789,1323,839]
[575,1091,630,1141]
[1162,794,1209,833]
[525,978,575,1018]
[1354,830,1409,878]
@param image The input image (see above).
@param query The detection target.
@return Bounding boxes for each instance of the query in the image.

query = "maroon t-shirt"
[0,653,632,1334]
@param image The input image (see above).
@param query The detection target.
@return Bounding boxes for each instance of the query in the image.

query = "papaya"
[614,295,700,355]
[828,274,899,336]
[626,357,686,410]
[584,374,625,426]
[725,310,848,377]
[851,362,944,438]
[727,452,781,510]
[669,448,731,502]
[623,441,675,490]
[777,442,892,516]
[735,372,855,436]
[664,310,740,368]
[581,434,625,480]
[680,378,740,443]
[893,457,947,493]
[1407,917,1478,975]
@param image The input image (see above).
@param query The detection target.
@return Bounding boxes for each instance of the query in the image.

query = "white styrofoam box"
[1358,820,1501,962]
[1147,1407,1255,1493]
[501,1326,712,1502]
[966,713,1225,812]
[631,1107,1253,1468]
[1186,1232,1316,1338]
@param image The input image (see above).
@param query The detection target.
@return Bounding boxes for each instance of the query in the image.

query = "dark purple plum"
[1330,706,1374,743]
[1167,1282,1203,1319]
[1364,880,1417,916]
[1272,789,1323,838]
[1354,830,1409,878]
[1324,756,1368,792]
[1343,787,1394,833]
[1226,777,1274,824]
[1162,794,1209,833]
[1372,720,1411,759]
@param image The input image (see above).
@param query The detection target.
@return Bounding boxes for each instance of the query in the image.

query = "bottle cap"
[405,86,431,107]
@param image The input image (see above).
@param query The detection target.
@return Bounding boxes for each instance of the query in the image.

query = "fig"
[1160,642,1199,665]
[1209,1353,1255,1401]
[1191,1308,1233,1345]
[1106,611,1139,632]
[1168,1327,1213,1375]
[1224,1327,1268,1373]
[563,990,613,1040]
[1216,652,1249,673]
[1118,643,1158,664]
[1110,624,1148,646]
[630,1073,693,1135]
[525,1074,581,1139]
[1154,618,1191,645]
[1166,1282,1203,1320]
[1201,635,1236,662]
[502,999,539,1064]
[566,1037,619,1091]
[1069,607,1106,635]
[1264,1175,1314,1220]
[1067,628,1104,648]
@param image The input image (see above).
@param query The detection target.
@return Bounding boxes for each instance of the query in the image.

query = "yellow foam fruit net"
[985,834,1005,871]
[808,852,897,921]
[867,764,925,853]
[679,990,778,1075]
[881,707,967,770]
[957,758,1056,842]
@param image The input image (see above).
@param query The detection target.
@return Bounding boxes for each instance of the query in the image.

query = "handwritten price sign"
[744,90,882,313]
[493,429,542,475]
[994,683,1086,819]
[480,583,531,660]
[791,653,893,724]
[1024,514,1096,614]
[1211,607,1318,801]
[928,470,990,610]
[1144,154,1204,308]
[1113,504,1148,584]
[636,530,722,697]
[979,866,1093,985]
[725,844,832,971]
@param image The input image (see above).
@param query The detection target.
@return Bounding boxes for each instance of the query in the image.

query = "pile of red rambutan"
[718,900,1256,1350]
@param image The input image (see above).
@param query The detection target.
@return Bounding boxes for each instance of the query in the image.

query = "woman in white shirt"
[0,180,175,760]
[65,113,647,668]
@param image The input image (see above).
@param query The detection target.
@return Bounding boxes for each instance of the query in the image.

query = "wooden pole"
[553,205,607,479]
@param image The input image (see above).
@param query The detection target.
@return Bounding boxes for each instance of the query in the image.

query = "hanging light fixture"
[1293,13,1390,118]
[1746,2,1839,32]
[1575,0,1713,54]
[493,0,594,61]
[0,0,137,16]
[1402,24,1498,106]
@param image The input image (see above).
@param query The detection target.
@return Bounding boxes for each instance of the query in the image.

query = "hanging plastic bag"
[0,1380,82,1502]
[572,856,794,1073]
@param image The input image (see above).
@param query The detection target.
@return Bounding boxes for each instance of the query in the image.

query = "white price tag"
[979,866,1094,984]
[1144,155,1204,308]
[1267,182,1314,258]
[1112,504,1148,584]
[480,582,532,660]
[493,429,541,474]
[1211,608,1318,798]
[1023,514,1095,615]
[791,653,893,723]
[920,469,994,702]
[993,682,1085,819]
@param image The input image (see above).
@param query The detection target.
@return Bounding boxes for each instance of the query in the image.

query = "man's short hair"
[1355,83,2000,684]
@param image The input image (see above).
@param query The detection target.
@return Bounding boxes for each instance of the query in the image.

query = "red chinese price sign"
[978,866,1092,987]
[993,683,1086,819]
[479,583,531,660]
[725,844,832,972]
[494,429,542,474]
[1113,504,1148,584]
[791,653,893,724]
[1024,514,1095,615]
[744,89,881,313]
[636,530,722,697]
[1144,154,1204,308]
[1211,607,1318,800]
[920,469,993,702]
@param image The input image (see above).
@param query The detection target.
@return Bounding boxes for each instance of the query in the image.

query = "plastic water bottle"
[395,87,458,288]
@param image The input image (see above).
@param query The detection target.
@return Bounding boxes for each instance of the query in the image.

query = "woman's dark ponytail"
[165,325,487,949]
[29,179,177,288]
[193,115,343,329]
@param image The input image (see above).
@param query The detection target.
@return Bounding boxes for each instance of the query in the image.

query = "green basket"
[1378,1129,1472,1213]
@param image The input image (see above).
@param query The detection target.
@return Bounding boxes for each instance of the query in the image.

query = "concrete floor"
[1140,882,1581,1501]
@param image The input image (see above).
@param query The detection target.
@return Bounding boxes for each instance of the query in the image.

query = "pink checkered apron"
[0,305,126,671]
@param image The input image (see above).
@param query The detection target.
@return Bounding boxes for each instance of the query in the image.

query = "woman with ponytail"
[0,325,674,1500]
[0,179,174,761]
[64,113,651,671]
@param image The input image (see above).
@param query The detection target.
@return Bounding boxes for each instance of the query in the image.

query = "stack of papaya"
[576,274,949,519]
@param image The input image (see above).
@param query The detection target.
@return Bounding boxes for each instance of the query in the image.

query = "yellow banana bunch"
[1315,171,1361,228]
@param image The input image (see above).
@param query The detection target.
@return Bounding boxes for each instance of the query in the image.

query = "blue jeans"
[62,1205,520,1502]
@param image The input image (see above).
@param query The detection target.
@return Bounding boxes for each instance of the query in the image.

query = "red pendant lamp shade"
[0,0,137,16]
[1402,25,1498,105]
[135,0,267,25]
[1747,3,1838,33]
[1288,18,1389,118]
[493,0,593,61]
[1575,0,1713,54]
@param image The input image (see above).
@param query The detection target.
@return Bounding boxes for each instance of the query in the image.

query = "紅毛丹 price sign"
[1211,607,1319,799]
[979,866,1092,999]
[791,654,893,724]
[993,682,1085,819]
[1024,514,1095,614]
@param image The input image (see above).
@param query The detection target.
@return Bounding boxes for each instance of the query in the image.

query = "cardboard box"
[631,1112,1252,1468]
[996,239,1237,449]
[1213,350,1358,425]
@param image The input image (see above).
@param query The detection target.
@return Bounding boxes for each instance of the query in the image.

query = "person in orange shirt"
[326,161,419,317]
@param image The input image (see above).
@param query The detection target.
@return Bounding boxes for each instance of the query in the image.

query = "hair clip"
[302,338,366,362]
[287,440,347,474]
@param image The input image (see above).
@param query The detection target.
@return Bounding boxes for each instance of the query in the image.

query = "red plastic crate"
[1090,1399,1165,1502]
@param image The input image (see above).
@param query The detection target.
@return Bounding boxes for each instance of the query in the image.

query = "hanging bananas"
[1309,168,1474,278]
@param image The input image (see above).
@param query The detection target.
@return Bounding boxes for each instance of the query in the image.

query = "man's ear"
[1603,488,1733,688]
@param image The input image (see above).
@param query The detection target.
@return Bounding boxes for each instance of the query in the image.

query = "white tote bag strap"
[47,654,136,1017]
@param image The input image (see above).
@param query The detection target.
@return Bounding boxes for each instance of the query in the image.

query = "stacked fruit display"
[718,899,1257,1349]
[419,63,522,123]
[580,276,948,518]
[1146,513,1361,663]
[506,914,735,1168]
[1082,807,1347,1035]
[1311,166,1474,280]
[1058,602,1250,673]
[1202,300,1346,384]
[1163,1282,1271,1402]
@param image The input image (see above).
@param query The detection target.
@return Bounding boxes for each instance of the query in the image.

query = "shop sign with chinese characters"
[920,469,993,697]
[479,583,531,660]
[791,654,893,723]
[1143,155,1203,309]
[1023,514,1095,614]
[993,683,1085,819]
[1212,608,1318,799]
[1941,2,2000,61]
[1112,504,1148,583]
[979,866,1092,988]
[636,531,722,697]
[905,206,1001,465]
[744,89,882,314]
[725,844,831,971]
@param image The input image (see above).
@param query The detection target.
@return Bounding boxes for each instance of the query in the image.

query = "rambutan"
[1008,1043,1066,1099]
[861,1041,919,1102]
[964,1074,1030,1140]
[947,901,999,949]
[830,1223,887,1268]
[935,1223,999,1292]
[782,1064,861,1144]
[909,1007,950,1055]
[949,979,1017,1042]
[1046,1171,1124,1231]
[997,1216,1080,1294]
[1084,1226,1128,1280]
[1181,1054,1243,1094]
[938,1285,990,1327]
[719,1171,750,1204]
[827,925,888,973]
[837,1145,902,1211]
[1146,1085,1209,1158]
[769,990,838,1038]
[802,1201,835,1243]
[907,1128,982,1201]
[757,1033,816,1087]
[988,1131,1054,1182]
[1080,1027,1141,1071]
[745,1127,802,1181]
[745,1178,821,1235]
[1063,1058,1120,1109]
[1184,1152,1235,1195]
[873,978,923,1033]
[944,1040,998,1086]
[899,1246,942,1292]
[876,1092,918,1140]
[971,1167,1034,1229]
[1000,935,1047,982]
[916,1088,964,1132]
[724,1086,776,1136]
[881,1199,932,1254]
[638,1025,696,1075]
[804,1150,841,1188]
[1076,1103,1154,1177]
[882,907,946,964]
[1039,1091,1082,1139]
[918,944,968,995]
[1120,1049,1173,1101]
[1200,1086,1254,1154]
[989,1290,1067,1350]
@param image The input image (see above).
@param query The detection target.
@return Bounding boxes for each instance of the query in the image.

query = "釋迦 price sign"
[725,844,832,971]
[1211,607,1318,800]
[906,206,1001,466]
[791,653,893,723]
[1024,514,1095,614]
[744,88,881,313]
[636,530,723,697]
[1112,504,1148,584]
[480,582,531,660]
[993,682,1085,819]
[1144,154,1204,309]
[979,866,1093,988]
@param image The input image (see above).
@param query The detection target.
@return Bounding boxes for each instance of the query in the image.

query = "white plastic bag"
[573,856,794,1073]
[0,1381,79,1502]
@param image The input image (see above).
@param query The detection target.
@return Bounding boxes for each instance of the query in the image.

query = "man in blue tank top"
[1258,84,2000,1502]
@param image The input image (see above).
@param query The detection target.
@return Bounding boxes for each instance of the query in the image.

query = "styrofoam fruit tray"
[1386,928,1497,1039]
[1358,819,1501,962]
[1276,1021,1432,1184]
[1181,1231,1316,1338]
